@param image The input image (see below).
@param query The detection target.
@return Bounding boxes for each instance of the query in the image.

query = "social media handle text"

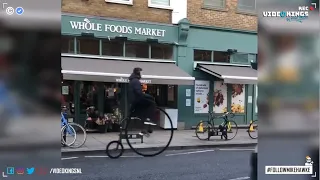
[50,168,82,174]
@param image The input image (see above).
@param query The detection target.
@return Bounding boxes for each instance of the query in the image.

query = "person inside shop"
[128,67,156,136]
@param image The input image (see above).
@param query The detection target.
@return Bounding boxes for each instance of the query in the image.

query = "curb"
[61,142,257,156]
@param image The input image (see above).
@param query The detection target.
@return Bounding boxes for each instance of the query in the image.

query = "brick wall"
[188,0,257,31]
[62,0,172,24]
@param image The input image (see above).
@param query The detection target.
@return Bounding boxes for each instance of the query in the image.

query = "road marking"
[85,155,108,158]
[84,155,142,158]
[218,148,254,151]
[121,155,142,158]
[228,176,250,180]
[165,149,214,156]
[61,157,78,160]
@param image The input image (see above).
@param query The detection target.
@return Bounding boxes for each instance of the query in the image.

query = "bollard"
[198,121,204,133]
[247,120,255,132]
[227,122,233,133]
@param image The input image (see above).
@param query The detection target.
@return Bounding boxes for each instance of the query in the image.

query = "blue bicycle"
[61,106,87,148]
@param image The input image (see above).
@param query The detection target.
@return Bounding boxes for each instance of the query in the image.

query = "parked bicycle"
[195,111,238,140]
[248,120,258,139]
[61,106,87,148]
[106,106,174,159]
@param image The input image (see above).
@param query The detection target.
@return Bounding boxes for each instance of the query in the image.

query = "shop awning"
[196,64,257,84]
[61,56,194,85]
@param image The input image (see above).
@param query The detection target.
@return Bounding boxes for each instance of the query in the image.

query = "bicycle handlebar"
[208,111,235,118]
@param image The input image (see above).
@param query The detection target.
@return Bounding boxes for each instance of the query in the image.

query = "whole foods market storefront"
[61,14,194,129]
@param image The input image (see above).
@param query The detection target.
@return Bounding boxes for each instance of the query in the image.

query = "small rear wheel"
[195,121,211,140]
[106,141,124,159]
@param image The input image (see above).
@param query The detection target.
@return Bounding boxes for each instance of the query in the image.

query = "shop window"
[167,85,175,101]
[61,36,74,53]
[79,82,99,114]
[194,50,212,62]
[61,80,75,114]
[213,81,227,113]
[77,37,99,55]
[231,84,246,114]
[125,41,149,58]
[151,44,173,59]
[102,40,124,56]
[103,83,121,114]
[213,51,230,63]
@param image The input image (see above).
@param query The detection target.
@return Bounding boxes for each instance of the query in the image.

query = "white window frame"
[148,0,173,10]
[237,0,256,14]
[105,0,133,5]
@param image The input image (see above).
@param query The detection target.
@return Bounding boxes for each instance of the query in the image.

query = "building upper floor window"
[151,44,173,59]
[125,41,149,58]
[61,36,74,53]
[102,39,123,56]
[77,37,100,55]
[105,0,133,5]
[61,35,173,60]
[194,50,212,62]
[203,0,226,9]
[237,0,256,13]
[213,51,230,63]
[148,0,171,9]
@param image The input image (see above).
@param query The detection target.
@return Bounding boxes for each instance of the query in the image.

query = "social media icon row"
[5,7,24,15]
[6,167,35,175]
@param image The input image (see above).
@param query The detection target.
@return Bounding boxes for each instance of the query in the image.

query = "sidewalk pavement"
[62,129,257,154]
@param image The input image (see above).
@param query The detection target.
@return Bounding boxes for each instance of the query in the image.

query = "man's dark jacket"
[128,73,145,105]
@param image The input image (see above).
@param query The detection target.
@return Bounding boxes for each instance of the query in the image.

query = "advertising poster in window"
[231,84,245,113]
[194,80,209,113]
[213,81,228,113]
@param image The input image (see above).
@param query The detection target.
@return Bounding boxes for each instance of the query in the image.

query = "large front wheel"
[124,107,174,157]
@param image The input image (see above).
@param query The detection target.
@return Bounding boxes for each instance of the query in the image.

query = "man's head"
[133,67,142,79]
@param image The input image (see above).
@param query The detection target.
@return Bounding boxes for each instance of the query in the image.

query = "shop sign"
[115,77,151,84]
[194,80,210,114]
[69,18,166,37]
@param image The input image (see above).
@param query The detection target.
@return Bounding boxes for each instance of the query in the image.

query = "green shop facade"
[61,14,257,129]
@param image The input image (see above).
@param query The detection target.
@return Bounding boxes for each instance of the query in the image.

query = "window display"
[231,84,245,113]
[213,81,228,113]
[194,80,210,113]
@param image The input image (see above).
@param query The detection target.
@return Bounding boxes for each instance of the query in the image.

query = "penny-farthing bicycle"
[106,106,174,158]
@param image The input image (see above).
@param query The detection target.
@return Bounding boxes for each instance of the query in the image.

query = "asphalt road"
[60,147,254,180]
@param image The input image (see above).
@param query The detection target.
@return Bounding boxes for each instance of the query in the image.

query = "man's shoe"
[144,118,157,126]
[139,131,150,137]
